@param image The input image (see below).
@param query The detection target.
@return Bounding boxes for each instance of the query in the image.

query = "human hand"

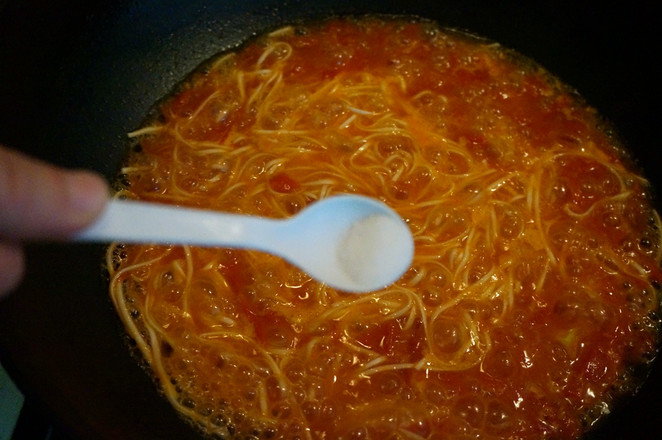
[0,145,109,297]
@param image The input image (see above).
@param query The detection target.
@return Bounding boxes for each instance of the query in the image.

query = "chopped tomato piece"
[269,172,299,193]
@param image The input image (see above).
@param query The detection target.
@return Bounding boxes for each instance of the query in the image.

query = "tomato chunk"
[269,172,299,193]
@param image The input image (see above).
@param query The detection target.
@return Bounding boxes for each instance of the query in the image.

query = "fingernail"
[66,171,110,224]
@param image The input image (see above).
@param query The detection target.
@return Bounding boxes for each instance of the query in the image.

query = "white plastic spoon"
[75,194,414,293]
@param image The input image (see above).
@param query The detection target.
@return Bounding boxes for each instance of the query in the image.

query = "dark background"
[1,1,660,439]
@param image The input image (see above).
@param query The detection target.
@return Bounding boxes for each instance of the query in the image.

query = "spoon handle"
[75,199,284,251]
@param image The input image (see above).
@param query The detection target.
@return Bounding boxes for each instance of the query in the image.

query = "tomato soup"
[108,17,661,439]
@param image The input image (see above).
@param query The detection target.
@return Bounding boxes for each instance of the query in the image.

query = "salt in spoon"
[75,195,414,293]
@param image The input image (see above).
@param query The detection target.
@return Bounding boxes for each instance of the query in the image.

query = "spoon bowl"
[76,195,414,292]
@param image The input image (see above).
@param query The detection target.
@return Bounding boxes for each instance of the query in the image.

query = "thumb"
[0,146,110,240]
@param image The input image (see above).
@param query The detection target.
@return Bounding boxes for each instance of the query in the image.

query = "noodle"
[108,17,661,439]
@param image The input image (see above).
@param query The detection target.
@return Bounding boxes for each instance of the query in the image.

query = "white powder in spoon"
[337,214,410,288]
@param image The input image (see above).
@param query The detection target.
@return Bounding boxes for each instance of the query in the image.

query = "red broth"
[108,17,661,439]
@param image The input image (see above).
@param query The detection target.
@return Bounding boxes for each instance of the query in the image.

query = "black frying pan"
[0,1,660,439]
